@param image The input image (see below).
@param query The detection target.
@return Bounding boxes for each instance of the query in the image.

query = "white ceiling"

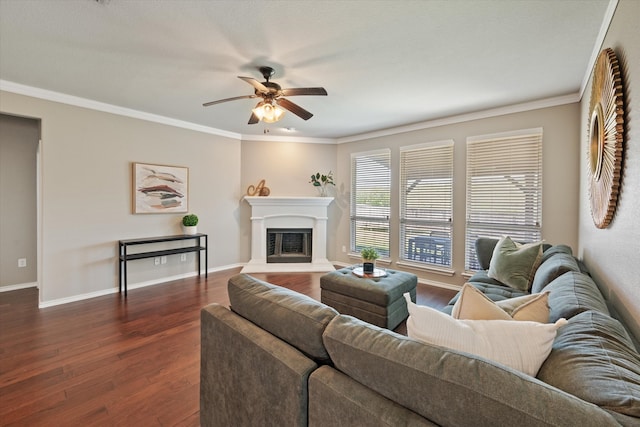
[0,0,613,141]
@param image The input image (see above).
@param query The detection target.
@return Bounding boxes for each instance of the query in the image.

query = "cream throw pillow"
[404,293,566,377]
[488,236,543,291]
[452,283,550,323]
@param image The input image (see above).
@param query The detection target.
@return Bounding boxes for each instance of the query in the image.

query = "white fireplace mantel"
[241,196,335,273]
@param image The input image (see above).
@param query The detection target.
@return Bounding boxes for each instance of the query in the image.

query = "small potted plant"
[309,171,335,196]
[360,247,379,274]
[182,214,199,235]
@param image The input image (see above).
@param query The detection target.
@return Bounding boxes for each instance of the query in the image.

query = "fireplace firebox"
[267,228,312,263]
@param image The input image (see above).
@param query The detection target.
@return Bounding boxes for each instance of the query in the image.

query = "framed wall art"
[133,162,188,214]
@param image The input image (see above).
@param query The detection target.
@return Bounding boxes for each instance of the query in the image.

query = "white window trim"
[399,140,454,268]
[350,148,392,256]
[464,127,543,272]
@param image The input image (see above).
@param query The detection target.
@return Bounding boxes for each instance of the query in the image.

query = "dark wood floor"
[0,268,456,426]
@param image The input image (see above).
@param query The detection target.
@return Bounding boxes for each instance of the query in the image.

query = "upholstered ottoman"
[320,267,417,330]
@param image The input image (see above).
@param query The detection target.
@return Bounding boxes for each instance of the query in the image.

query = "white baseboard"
[0,282,38,292]
[38,264,245,308]
[39,287,116,308]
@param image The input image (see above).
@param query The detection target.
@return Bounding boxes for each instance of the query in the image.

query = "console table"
[118,234,208,296]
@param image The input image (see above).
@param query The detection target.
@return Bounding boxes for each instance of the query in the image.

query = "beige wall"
[334,103,581,288]
[0,91,242,304]
[579,0,640,339]
[0,114,39,288]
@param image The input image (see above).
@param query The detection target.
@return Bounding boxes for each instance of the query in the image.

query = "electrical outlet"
[342,246,346,253]
[180,254,187,262]
[154,257,160,266]
[18,258,27,268]
[161,256,167,264]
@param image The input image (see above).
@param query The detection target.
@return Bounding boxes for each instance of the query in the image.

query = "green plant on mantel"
[182,214,199,226]
[360,247,380,261]
[310,171,335,196]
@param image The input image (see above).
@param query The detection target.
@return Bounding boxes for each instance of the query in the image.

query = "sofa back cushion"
[537,310,640,417]
[228,273,338,362]
[322,314,620,426]
[475,237,500,271]
[539,244,572,261]
[531,251,580,294]
[544,271,610,322]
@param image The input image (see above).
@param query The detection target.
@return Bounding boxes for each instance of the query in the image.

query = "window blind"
[465,129,543,271]
[400,141,453,267]
[351,149,391,257]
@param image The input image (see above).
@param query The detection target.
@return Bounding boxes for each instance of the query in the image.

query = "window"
[351,149,391,257]
[400,141,453,267]
[465,128,543,271]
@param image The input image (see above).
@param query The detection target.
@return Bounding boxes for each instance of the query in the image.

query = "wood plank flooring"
[0,268,456,426]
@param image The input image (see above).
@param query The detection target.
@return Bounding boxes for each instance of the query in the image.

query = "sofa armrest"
[200,304,317,427]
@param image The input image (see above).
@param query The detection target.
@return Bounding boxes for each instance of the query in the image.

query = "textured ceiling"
[0,0,613,141]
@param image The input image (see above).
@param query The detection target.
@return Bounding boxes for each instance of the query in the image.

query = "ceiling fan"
[202,66,327,124]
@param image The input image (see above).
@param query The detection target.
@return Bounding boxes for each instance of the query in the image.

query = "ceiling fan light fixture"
[252,101,285,123]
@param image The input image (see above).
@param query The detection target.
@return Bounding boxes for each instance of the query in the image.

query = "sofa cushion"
[537,311,640,417]
[452,283,549,323]
[544,271,610,322]
[539,244,573,262]
[488,236,544,291]
[442,282,529,316]
[404,294,565,376]
[322,314,621,426]
[227,273,338,362]
[466,270,510,287]
[531,252,580,294]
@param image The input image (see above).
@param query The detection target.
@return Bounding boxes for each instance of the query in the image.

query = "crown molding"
[0,80,241,139]
[336,93,580,144]
[1,79,581,146]
[240,132,335,144]
[578,0,618,101]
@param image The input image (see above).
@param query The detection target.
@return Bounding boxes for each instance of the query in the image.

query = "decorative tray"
[352,267,387,278]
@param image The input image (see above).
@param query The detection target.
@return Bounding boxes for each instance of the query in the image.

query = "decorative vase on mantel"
[310,171,335,197]
[317,185,329,197]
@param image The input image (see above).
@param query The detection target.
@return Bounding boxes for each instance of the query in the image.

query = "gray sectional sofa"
[200,240,640,426]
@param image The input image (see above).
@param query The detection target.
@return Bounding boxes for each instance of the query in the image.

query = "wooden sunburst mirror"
[588,48,625,229]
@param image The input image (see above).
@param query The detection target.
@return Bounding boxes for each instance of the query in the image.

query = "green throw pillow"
[488,236,543,291]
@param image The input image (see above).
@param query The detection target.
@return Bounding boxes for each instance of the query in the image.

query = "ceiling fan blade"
[238,76,269,94]
[248,111,260,125]
[203,94,256,107]
[281,87,327,97]
[276,98,313,121]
